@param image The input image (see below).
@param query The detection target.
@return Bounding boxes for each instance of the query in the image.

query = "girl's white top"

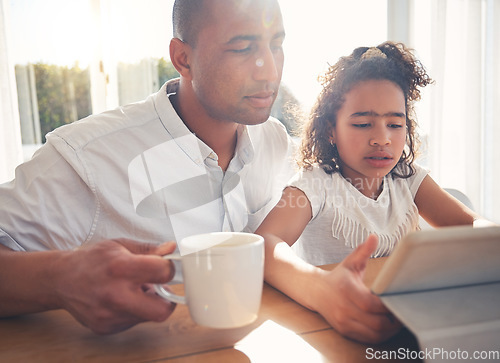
[288,163,428,265]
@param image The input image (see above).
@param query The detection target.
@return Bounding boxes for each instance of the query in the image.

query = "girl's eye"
[389,124,404,129]
[353,123,370,128]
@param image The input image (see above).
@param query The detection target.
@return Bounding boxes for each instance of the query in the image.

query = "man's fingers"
[155,242,178,256]
[113,255,176,283]
[113,239,177,256]
[129,292,177,323]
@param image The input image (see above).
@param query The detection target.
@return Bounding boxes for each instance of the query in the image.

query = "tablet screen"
[371,225,500,295]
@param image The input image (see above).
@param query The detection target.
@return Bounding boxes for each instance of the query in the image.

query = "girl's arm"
[256,187,401,344]
[415,175,487,227]
[256,187,316,309]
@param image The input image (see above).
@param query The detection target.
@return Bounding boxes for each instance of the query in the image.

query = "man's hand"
[312,235,402,344]
[52,239,177,334]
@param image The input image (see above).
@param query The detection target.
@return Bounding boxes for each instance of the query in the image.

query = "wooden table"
[0,258,422,362]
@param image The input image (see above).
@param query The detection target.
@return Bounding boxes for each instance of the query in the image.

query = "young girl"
[256,41,486,344]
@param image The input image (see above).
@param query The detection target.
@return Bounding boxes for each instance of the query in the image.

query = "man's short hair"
[172,0,206,46]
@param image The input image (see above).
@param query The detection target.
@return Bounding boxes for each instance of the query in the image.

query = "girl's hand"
[312,235,402,343]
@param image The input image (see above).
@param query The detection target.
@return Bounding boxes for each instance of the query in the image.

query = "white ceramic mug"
[155,232,265,329]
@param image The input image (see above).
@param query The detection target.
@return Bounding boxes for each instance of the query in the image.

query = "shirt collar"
[158,78,255,166]
[235,124,255,165]
[155,79,212,164]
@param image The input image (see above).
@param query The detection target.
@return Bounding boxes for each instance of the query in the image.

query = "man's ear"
[170,38,192,79]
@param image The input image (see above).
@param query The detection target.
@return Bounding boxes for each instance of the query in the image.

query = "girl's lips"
[364,154,394,168]
[366,151,393,159]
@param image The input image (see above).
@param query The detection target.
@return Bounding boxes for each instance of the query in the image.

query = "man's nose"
[253,47,282,82]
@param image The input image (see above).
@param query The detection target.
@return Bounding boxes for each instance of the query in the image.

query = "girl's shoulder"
[393,162,430,198]
[288,164,335,185]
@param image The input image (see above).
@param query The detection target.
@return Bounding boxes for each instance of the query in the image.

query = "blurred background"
[1,0,499,222]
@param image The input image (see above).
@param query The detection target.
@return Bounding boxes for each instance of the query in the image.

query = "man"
[0,0,289,334]
[0,0,400,344]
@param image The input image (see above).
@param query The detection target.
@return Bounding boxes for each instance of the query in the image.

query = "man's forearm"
[0,245,65,316]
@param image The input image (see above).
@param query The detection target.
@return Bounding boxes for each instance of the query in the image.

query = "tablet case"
[371,225,500,363]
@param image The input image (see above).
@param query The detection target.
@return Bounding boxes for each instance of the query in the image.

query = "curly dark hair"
[298,41,433,178]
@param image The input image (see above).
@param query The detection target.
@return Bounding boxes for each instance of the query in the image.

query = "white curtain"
[0,0,23,184]
[389,0,500,223]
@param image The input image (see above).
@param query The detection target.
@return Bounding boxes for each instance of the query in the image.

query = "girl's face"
[332,79,407,197]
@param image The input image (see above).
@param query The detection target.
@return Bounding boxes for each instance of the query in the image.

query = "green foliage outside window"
[32,63,91,143]
[158,57,180,87]
[17,59,180,143]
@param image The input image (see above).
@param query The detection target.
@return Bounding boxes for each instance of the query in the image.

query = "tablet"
[371,225,500,295]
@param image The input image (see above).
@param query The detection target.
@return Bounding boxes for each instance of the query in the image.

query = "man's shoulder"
[47,95,160,151]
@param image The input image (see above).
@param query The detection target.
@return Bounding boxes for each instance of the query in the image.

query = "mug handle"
[154,254,186,305]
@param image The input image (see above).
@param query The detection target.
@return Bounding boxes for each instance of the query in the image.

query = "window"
[3,0,499,222]
[394,0,500,220]
[9,0,387,154]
